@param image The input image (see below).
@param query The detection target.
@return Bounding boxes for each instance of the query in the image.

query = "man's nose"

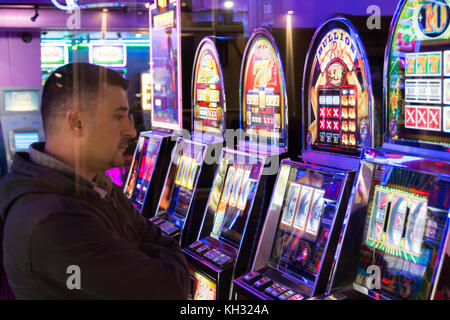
[125,114,137,138]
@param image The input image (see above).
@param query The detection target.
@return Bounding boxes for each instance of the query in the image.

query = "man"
[0,63,190,299]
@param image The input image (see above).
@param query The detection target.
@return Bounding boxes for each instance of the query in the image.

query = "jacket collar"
[28,142,112,199]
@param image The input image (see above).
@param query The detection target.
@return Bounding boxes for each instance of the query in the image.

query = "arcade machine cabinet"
[184,28,290,300]
[123,0,184,218]
[326,0,450,300]
[232,15,388,300]
[0,87,44,177]
[149,37,226,248]
[301,15,388,172]
[233,159,354,300]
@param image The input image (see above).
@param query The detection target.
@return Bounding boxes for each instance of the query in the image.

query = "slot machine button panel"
[264,282,281,295]
[216,255,233,268]
[188,240,203,251]
[212,253,225,263]
[196,244,211,255]
[243,271,262,284]
[288,293,304,300]
[278,289,297,300]
[270,286,289,298]
[149,216,164,225]
[204,249,220,261]
[253,277,273,291]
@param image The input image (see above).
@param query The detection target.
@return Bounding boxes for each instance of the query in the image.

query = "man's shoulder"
[5,192,96,231]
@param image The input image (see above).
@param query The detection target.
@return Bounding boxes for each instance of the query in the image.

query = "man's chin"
[108,155,126,169]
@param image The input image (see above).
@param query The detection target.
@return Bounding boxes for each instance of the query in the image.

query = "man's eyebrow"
[115,106,129,112]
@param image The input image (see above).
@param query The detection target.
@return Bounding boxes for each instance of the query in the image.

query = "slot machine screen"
[192,38,225,136]
[217,163,259,245]
[353,163,450,300]
[208,151,263,246]
[192,271,216,300]
[305,21,372,154]
[149,0,182,131]
[13,131,39,151]
[159,141,205,219]
[241,29,287,147]
[124,135,161,205]
[267,163,345,282]
[386,0,450,150]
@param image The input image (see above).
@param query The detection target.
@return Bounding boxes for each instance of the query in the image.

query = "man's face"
[82,84,136,172]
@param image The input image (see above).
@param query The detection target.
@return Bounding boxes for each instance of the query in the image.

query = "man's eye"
[115,115,125,120]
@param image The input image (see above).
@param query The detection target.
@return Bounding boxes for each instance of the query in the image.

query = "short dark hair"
[41,62,129,134]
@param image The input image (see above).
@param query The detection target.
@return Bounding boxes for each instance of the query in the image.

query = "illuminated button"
[270,286,289,298]
[217,255,233,268]
[264,283,281,295]
[243,271,261,284]
[326,108,332,117]
[164,225,179,236]
[159,221,174,233]
[212,253,225,263]
[253,277,273,291]
[278,290,296,300]
[189,240,203,250]
[204,249,219,260]
[196,244,211,254]
[149,216,162,224]
[288,293,304,300]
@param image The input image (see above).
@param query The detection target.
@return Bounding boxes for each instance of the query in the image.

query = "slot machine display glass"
[385,0,450,151]
[241,29,288,149]
[305,18,374,154]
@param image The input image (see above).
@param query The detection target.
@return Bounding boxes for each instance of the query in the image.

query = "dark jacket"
[0,151,190,299]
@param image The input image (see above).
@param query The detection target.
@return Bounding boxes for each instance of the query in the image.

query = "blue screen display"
[13,132,39,151]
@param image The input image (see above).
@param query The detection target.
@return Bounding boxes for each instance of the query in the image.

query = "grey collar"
[28,142,112,199]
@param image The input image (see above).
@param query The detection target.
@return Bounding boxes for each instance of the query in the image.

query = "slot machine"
[123,0,183,217]
[149,37,226,248]
[184,28,289,300]
[0,87,44,177]
[302,15,387,171]
[232,15,386,300]
[325,0,450,300]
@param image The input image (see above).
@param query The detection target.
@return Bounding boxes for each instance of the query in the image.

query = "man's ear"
[66,108,85,137]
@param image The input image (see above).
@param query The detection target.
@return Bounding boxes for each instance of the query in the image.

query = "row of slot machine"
[124,0,449,300]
